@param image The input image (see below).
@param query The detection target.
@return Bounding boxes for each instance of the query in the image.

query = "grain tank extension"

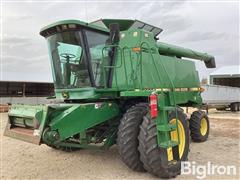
[4,19,215,178]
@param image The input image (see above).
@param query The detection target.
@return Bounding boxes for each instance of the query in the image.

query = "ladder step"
[160,106,176,111]
[157,124,177,132]
[159,140,178,148]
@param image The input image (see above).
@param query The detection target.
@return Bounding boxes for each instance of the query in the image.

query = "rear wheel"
[117,103,148,171]
[230,103,240,112]
[167,114,189,161]
[189,111,209,142]
[138,110,189,178]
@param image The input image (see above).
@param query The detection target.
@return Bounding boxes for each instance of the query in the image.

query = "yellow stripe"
[134,87,202,92]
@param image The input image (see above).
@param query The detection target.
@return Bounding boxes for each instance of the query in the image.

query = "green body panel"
[49,102,119,142]
[55,87,119,100]
[55,87,99,100]
[112,52,200,89]
[121,91,202,105]
[105,29,199,90]
[108,29,201,106]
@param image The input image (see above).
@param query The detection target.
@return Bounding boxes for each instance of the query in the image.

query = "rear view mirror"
[109,23,120,44]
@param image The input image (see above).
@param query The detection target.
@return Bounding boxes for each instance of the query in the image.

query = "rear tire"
[230,103,240,112]
[117,103,148,172]
[189,111,209,142]
[138,109,189,178]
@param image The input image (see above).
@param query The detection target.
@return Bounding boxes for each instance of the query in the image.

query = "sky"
[1,0,239,82]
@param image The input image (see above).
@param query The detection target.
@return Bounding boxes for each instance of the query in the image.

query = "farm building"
[201,65,240,112]
[209,65,240,87]
[0,80,54,105]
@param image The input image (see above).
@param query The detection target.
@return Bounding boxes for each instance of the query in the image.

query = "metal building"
[209,65,240,87]
[0,80,54,105]
[202,65,240,111]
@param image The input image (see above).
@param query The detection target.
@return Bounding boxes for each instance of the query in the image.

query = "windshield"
[85,30,108,87]
[47,30,108,89]
[47,31,90,88]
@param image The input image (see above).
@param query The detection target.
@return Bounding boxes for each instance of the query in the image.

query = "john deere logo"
[62,91,69,99]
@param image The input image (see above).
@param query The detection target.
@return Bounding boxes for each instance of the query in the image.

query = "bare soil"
[1,110,239,179]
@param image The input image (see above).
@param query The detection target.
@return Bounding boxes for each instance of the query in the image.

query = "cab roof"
[91,19,163,37]
[40,19,163,38]
[40,19,109,37]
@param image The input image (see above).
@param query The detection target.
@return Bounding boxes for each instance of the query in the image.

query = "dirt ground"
[0,110,239,180]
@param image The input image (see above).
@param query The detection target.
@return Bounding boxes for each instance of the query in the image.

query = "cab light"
[132,47,141,52]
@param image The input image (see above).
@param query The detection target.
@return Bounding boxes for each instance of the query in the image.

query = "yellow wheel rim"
[167,119,185,161]
[200,118,208,136]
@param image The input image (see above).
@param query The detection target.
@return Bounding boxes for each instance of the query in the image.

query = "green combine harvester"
[4,19,215,178]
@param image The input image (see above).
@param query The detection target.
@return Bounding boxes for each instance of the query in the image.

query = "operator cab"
[40,19,162,94]
[40,21,109,89]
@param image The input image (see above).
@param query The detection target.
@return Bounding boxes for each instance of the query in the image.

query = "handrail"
[140,42,163,92]
[122,47,132,89]
[101,45,139,90]
[101,45,124,88]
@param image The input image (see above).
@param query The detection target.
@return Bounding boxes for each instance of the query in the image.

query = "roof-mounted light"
[40,23,80,38]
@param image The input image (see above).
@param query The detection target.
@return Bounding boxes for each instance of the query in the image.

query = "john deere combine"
[4,19,215,178]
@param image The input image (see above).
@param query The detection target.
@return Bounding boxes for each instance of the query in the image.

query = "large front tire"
[117,103,148,171]
[138,110,189,178]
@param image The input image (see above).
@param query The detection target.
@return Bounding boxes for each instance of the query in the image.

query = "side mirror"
[109,23,120,44]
